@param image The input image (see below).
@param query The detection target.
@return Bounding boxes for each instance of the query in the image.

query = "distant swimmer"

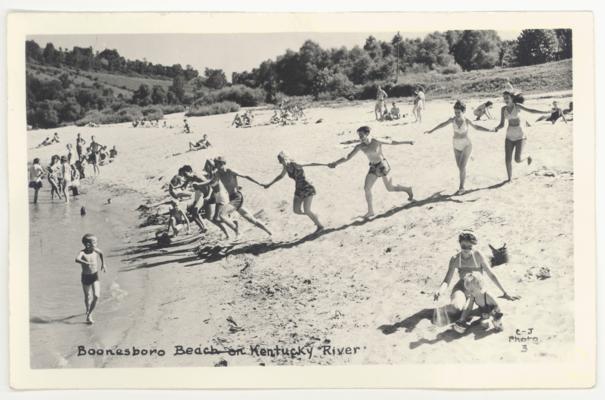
[424,100,492,195]
[492,91,551,182]
[327,126,414,219]
[213,156,273,236]
[75,234,106,324]
[263,151,325,233]
[473,101,494,121]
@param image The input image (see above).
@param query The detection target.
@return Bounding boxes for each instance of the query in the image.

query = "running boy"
[75,234,106,324]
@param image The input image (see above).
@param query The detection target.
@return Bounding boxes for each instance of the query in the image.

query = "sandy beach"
[27,92,574,368]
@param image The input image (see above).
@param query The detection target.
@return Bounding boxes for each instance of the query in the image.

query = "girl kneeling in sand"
[328,126,414,219]
[263,151,325,233]
[492,91,551,182]
[433,230,519,333]
[424,100,492,195]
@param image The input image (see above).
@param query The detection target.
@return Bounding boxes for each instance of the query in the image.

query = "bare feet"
[314,225,325,234]
[363,212,375,219]
[527,156,533,166]
[455,189,466,196]
[406,187,414,201]
[86,314,94,325]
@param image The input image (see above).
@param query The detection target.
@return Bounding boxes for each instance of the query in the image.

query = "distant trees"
[515,29,560,66]
[203,68,227,90]
[451,30,501,71]
[25,39,201,80]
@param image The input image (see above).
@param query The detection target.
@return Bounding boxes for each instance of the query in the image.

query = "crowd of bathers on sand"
[29,80,570,333]
[28,132,118,204]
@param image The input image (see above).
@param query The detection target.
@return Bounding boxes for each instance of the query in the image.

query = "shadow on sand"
[120,180,509,271]
[30,314,88,325]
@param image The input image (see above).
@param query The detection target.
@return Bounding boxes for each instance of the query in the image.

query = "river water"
[28,182,147,368]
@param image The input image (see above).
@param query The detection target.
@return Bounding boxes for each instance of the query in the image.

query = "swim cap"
[458,230,478,244]
[214,156,226,165]
[277,151,290,163]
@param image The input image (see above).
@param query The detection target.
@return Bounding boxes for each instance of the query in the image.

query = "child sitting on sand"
[75,234,106,324]
[454,273,504,333]
[390,102,401,120]
[167,200,190,237]
[536,101,568,124]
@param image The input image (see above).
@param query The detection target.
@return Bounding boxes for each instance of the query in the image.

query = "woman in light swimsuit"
[492,91,550,182]
[47,155,62,201]
[424,100,492,195]
[412,86,425,123]
[328,126,414,218]
[375,86,388,121]
[434,230,519,333]
[263,151,325,232]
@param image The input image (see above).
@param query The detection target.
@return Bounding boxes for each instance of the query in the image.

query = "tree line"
[26,40,200,80]
[232,29,572,97]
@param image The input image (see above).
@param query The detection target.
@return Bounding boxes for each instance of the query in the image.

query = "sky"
[29,31,521,80]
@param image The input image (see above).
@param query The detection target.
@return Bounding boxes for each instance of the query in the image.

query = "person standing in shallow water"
[262,151,325,233]
[492,91,551,182]
[327,126,414,219]
[424,100,493,195]
[75,234,106,325]
[28,158,44,204]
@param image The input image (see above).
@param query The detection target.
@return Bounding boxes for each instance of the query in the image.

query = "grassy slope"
[27,59,572,104]
[27,63,196,99]
[399,59,572,99]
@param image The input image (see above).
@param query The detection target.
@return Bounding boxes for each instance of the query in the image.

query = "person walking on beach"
[433,230,519,334]
[424,100,493,195]
[75,234,106,324]
[327,126,415,219]
[28,158,45,204]
[412,86,426,123]
[263,151,325,233]
[492,91,551,182]
[213,156,273,236]
[76,133,86,160]
[375,86,388,121]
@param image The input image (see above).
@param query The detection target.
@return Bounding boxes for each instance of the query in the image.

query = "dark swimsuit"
[368,159,391,177]
[228,189,244,210]
[286,162,316,199]
[81,271,99,285]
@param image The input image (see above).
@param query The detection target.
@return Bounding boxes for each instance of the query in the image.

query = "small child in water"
[75,234,106,324]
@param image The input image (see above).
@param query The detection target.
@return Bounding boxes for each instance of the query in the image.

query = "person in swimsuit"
[89,136,101,175]
[168,166,194,201]
[460,273,504,332]
[433,230,519,333]
[473,101,494,121]
[263,151,325,233]
[167,200,190,237]
[28,158,45,204]
[197,160,239,239]
[536,101,568,124]
[76,133,86,161]
[51,132,60,143]
[390,102,401,120]
[37,137,52,148]
[328,126,414,218]
[47,155,62,201]
[60,155,71,203]
[213,156,272,236]
[424,100,492,195]
[492,91,551,182]
[412,86,426,123]
[75,234,106,324]
[375,86,388,121]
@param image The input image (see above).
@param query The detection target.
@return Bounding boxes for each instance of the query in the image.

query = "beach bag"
[489,243,509,267]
